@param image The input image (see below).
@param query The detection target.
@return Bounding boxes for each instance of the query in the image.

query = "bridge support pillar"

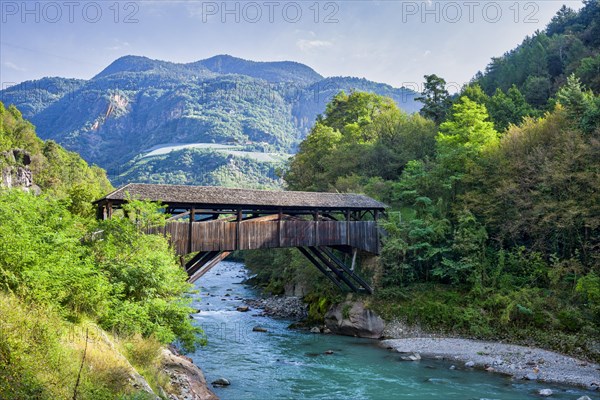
[298,246,373,294]
[186,251,231,284]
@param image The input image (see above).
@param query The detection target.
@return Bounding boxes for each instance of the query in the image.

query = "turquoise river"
[189,261,596,400]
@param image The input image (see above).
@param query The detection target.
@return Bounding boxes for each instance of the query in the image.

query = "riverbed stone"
[252,326,268,332]
[324,301,385,339]
[577,396,592,400]
[310,327,321,333]
[538,388,553,397]
[399,352,421,361]
[465,361,475,368]
[236,306,249,312]
[524,372,538,381]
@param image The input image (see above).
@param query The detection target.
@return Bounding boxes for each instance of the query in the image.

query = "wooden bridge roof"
[95,183,387,211]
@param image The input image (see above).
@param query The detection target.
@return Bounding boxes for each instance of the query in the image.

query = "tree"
[285,91,404,192]
[320,91,397,135]
[461,84,490,106]
[436,97,499,178]
[576,55,600,93]
[415,74,452,124]
[522,75,552,107]
[556,75,592,120]
[486,85,533,131]
[284,122,342,191]
[547,5,578,36]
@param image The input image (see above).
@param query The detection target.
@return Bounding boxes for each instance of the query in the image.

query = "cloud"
[297,39,333,52]
[106,40,131,51]
[423,50,431,57]
[3,61,26,72]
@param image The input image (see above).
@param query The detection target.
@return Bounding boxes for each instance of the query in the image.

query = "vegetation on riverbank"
[0,101,203,398]
[245,2,600,363]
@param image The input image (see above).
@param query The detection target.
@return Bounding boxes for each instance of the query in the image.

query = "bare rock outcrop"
[324,301,385,339]
[162,346,219,400]
[1,149,40,193]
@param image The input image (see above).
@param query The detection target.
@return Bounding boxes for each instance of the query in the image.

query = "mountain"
[194,54,324,85]
[0,55,420,188]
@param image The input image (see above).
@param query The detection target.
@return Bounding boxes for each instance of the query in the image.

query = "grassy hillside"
[0,102,203,398]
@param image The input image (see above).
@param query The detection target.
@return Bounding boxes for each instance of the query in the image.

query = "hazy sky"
[0,0,584,91]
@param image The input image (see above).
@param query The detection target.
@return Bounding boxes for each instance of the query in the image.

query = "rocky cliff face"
[0,149,40,193]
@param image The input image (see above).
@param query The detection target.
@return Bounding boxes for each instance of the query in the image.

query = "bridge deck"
[150,219,379,255]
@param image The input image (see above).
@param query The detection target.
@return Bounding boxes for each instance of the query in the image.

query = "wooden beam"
[188,208,195,254]
[321,246,373,294]
[188,251,231,284]
[297,247,345,291]
[307,247,359,292]
[166,211,190,221]
[235,208,242,250]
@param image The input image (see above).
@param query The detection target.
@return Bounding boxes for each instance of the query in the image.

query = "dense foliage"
[285,91,437,193]
[0,102,113,217]
[0,104,203,398]
[250,4,600,360]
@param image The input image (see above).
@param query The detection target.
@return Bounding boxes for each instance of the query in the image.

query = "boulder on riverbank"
[162,346,219,400]
[324,301,385,339]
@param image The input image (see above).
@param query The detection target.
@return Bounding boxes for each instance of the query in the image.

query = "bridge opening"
[94,184,387,294]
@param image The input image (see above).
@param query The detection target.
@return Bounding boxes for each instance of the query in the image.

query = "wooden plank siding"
[148,220,380,255]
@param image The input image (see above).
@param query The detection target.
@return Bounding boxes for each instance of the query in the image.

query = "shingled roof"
[95,183,387,210]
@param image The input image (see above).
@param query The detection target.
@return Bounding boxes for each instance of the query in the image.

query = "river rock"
[163,347,218,400]
[211,378,231,387]
[538,389,553,397]
[324,350,334,355]
[245,296,307,319]
[465,361,475,368]
[236,306,249,312]
[252,326,268,332]
[310,327,321,333]
[399,352,421,361]
[324,301,385,339]
[284,282,307,297]
[524,372,538,381]
[577,396,592,400]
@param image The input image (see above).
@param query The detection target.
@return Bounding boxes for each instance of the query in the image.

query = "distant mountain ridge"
[0,54,420,188]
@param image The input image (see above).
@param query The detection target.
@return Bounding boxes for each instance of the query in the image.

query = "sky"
[0,0,585,92]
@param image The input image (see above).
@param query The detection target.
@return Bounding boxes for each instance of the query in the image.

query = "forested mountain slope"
[0,55,420,187]
[474,0,600,107]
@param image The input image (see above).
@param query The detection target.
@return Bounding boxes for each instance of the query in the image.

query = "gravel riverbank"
[244,296,307,319]
[381,337,600,391]
[242,293,600,392]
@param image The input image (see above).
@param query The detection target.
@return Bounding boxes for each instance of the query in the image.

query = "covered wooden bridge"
[94,184,387,293]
